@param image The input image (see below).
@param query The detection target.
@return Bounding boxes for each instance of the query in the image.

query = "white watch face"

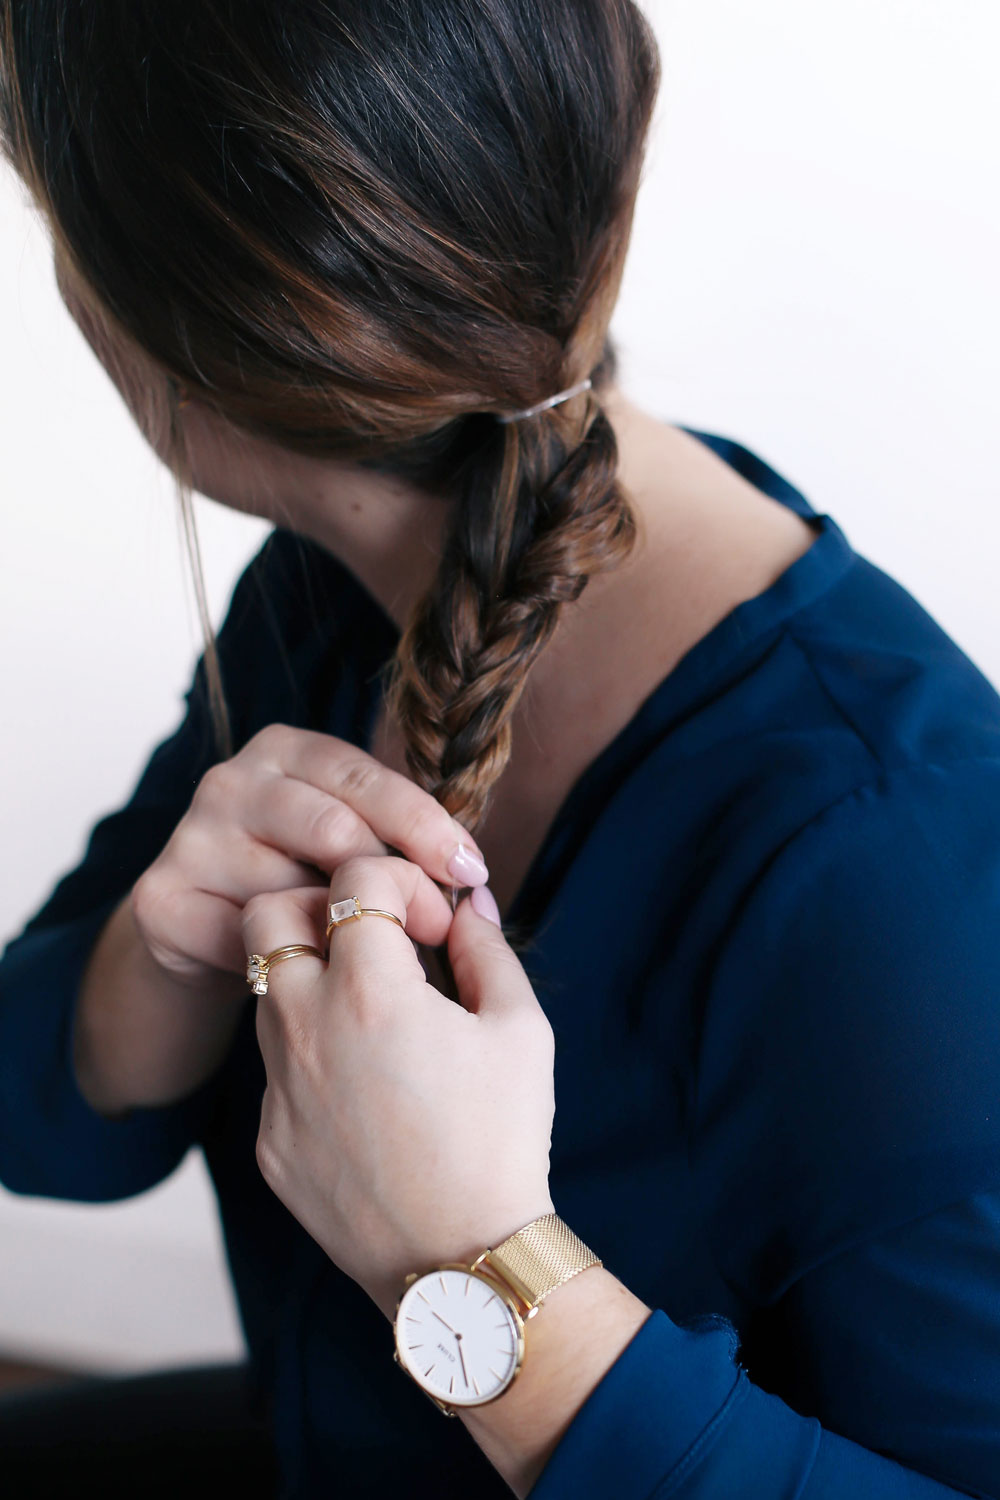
[394,1267,524,1407]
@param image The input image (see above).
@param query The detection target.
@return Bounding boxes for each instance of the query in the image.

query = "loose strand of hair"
[167,391,235,764]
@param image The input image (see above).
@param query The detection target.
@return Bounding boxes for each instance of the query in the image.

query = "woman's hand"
[245,854,557,1321]
[74,726,488,1117]
[131,723,489,992]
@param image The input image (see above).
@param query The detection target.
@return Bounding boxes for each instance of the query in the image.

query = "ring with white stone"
[325,895,406,941]
[245,945,325,997]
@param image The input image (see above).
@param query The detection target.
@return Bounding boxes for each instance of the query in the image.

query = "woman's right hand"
[129,722,490,992]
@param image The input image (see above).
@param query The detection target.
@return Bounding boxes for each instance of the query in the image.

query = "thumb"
[446,886,539,1021]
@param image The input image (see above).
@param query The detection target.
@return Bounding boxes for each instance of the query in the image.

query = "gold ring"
[325,895,406,940]
[246,945,325,997]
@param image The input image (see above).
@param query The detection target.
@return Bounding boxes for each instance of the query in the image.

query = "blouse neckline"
[349,425,858,935]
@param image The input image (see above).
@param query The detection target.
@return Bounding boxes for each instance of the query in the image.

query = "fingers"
[243,886,330,987]
[446,892,542,1024]
[234,766,390,875]
[131,877,252,980]
[323,855,453,977]
[253,726,490,890]
[241,856,454,1009]
[243,887,330,1066]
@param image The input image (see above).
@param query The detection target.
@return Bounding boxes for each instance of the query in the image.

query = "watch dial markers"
[394,1269,521,1407]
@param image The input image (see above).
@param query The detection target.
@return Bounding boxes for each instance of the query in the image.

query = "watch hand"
[431,1310,459,1336]
[456,1336,470,1389]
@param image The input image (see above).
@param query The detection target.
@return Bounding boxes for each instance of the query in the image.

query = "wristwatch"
[392,1213,602,1415]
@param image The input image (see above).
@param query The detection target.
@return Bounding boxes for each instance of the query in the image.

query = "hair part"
[1,0,661,837]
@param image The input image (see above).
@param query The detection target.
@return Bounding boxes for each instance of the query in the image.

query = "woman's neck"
[279,383,675,635]
[170,378,676,636]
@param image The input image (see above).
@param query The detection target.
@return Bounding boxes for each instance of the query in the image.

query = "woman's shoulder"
[643,430,1000,1299]
[671,421,1000,781]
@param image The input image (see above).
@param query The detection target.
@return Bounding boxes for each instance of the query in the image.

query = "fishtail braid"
[382,361,638,837]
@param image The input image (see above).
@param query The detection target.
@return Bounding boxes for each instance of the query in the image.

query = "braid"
[381,374,638,837]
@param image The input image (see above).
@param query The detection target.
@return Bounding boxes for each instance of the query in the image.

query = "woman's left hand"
[244,855,557,1322]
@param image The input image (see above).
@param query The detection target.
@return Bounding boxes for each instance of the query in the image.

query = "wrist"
[388,1211,651,1496]
[75,899,248,1115]
[459,1269,651,1498]
[391,1208,600,1410]
[372,1199,557,1322]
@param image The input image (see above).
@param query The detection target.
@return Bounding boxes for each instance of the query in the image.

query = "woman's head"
[1,0,661,833]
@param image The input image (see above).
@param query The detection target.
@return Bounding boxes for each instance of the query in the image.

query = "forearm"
[73,893,248,1116]
[457,1269,988,1500]
[458,1268,652,1498]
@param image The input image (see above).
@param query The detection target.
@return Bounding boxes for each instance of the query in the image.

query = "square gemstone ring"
[329,896,363,925]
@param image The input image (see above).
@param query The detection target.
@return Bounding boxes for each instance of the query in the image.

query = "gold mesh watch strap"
[483,1213,602,1310]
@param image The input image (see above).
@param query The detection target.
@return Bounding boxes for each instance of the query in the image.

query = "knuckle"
[241,890,276,929]
[519,1007,555,1054]
[349,988,391,1036]
[335,961,388,1027]
[194,758,239,810]
[130,868,176,931]
[334,756,382,803]
[250,722,293,760]
[307,799,361,857]
[492,947,531,985]
[396,796,443,851]
[329,850,379,884]
[268,997,310,1056]
[255,1127,278,1183]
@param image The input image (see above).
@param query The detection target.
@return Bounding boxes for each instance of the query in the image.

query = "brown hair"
[0,1,661,838]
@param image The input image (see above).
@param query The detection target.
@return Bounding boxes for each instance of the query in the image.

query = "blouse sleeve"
[529,1193,1000,1497]
[530,756,1000,1499]
[0,527,302,1203]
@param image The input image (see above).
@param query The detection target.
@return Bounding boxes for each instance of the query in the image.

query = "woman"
[1,3,998,1497]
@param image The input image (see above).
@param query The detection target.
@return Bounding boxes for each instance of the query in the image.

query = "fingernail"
[448,843,490,887]
[470,883,501,926]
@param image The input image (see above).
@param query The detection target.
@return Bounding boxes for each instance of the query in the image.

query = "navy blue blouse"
[2,427,999,1498]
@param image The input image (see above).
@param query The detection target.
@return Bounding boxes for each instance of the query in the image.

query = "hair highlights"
[1,0,661,837]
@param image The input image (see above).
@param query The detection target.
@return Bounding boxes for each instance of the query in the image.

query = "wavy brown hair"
[0,0,661,838]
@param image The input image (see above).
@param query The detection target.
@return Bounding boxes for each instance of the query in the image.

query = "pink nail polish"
[470,883,501,926]
[448,843,490,886]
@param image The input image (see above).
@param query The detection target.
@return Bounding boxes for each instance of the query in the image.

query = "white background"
[1,0,998,1372]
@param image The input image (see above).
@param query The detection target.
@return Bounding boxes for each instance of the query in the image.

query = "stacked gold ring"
[245,897,406,997]
[325,894,406,940]
[246,946,324,997]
